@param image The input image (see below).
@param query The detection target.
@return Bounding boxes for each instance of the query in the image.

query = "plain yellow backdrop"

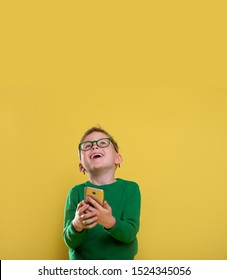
[1,87,227,260]
[0,1,227,260]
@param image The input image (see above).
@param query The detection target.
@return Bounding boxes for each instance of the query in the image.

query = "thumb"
[103,200,111,211]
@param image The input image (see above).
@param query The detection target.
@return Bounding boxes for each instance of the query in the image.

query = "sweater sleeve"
[105,182,141,243]
[63,188,87,249]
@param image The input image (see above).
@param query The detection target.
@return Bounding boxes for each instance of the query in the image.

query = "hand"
[72,201,98,232]
[85,196,116,229]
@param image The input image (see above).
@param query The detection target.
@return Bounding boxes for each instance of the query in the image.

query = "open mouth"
[90,153,103,159]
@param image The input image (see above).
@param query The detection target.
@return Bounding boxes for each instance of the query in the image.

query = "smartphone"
[84,186,104,206]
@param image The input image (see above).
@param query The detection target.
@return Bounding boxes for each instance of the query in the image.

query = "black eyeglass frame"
[78,137,112,151]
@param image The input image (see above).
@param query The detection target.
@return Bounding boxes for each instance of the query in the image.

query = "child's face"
[79,132,121,174]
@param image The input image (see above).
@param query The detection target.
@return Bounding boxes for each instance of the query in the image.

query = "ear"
[79,163,87,174]
[115,153,123,168]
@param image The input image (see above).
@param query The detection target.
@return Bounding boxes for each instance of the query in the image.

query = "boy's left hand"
[85,196,116,229]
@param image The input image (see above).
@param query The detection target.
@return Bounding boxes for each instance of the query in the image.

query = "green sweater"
[63,178,141,260]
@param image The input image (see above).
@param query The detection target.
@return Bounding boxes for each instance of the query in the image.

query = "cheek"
[80,153,89,164]
[110,152,119,163]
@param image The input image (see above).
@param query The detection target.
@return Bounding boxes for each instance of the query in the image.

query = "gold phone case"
[84,187,104,205]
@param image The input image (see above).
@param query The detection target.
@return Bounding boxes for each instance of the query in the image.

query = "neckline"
[85,178,121,189]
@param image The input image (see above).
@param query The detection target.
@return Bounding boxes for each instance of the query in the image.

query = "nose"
[92,142,99,149]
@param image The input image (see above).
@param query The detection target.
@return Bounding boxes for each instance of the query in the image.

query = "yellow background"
[0,1,227,260]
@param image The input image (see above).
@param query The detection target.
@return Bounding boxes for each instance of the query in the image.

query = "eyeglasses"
[79,138,112,151]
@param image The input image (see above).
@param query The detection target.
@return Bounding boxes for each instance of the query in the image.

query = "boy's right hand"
[72,201,98,232]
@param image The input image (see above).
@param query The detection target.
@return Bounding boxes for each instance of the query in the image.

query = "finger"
[83,221,98,229]
[80,210,97,220]
[78,204,90,216]
[76,201,83,210]
[84,203,96,212]
[103,200,111,211]
[83,215,97,224]
[82,216,98,227]
[87,205,96,212]
[77,200,88,211]
[86,196,102,209]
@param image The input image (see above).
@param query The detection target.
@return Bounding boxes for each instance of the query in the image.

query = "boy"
[63,127,141,260]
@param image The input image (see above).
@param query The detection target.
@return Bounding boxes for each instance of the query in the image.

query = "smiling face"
[79,131,122,175]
